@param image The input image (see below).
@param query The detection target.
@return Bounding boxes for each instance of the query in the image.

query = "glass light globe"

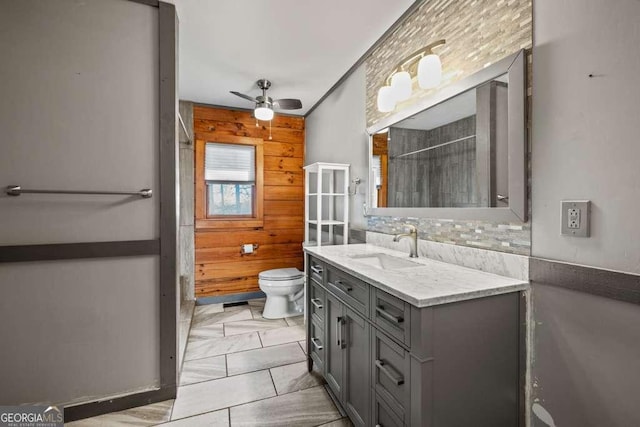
[418,53,442,89]
[390,71,412,101]
[254,106,274,121]
[377,86,396,113]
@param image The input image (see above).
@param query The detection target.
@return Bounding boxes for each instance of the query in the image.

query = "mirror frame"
[366,49,527,222]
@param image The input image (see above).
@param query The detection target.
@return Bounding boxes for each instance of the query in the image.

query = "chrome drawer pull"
[375,359,405,386]
[376,306,404,324]
[336,316,345,348]
[311,337,323,351]
[311,265,323,274]
[311,298,323,309]
[331,280,353,292]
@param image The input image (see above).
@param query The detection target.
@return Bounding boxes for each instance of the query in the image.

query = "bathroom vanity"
[304,244,528,427]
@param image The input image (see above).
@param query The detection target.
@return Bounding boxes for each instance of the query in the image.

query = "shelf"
[303,162,350,173]
[306,220,345,225]
[303,241,333,247]
[305,162,350,247]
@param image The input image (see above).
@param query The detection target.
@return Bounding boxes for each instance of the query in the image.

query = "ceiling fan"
[230,79,302,121]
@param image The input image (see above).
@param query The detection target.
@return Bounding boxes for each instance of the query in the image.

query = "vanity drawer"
[371,328,411,420]
[372,289,411,347]
[372,391,404,427]
[326,267,370,316]
[309,279,326,324]
[308,256,324,284]
[309,319,325,373]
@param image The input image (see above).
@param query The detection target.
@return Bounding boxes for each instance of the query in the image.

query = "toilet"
[258,268,305,319]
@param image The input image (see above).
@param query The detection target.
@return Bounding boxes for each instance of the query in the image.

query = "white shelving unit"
[303,162,350,247]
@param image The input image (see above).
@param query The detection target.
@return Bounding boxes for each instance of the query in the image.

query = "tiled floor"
[67,298,353,426]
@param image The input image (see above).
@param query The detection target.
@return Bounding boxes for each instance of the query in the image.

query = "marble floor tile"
[317,417,354,427]
[184,332,261,361]
[180,355,226,386]
[66,400,173,426]
[157,409,229,426]
[192,306,253,327]
[187,323,224,342]
[299,340,307,354]
[270,361,325,395]
[223,318,287,336]
[171,370,275,421]
[226,343,306,376]
[247,298,265,307]
[259,325,306,347]
[250,306,264,320]
[194,303,224,315]
[285,314,304,326]
[229,386,341,427]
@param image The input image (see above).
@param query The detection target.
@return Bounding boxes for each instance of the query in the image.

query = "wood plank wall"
[193,106,305,298]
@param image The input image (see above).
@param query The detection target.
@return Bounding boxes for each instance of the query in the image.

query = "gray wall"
[0,0,162,406]
[178,101,195,302]
[531,0,640,425]
[305,65,369,231]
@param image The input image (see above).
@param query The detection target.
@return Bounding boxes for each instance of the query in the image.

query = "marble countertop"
[304,244,529,308]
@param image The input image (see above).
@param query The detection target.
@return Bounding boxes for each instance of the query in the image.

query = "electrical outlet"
[567,208,580,229]
[561,200,590,237]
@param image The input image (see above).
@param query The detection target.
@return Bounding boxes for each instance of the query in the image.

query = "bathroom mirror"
[366,49,527,222]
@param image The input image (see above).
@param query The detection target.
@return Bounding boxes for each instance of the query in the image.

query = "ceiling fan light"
[377,86,396,113]
[390,71,412,101]
[254,106,274,121]
[418,53,442,89]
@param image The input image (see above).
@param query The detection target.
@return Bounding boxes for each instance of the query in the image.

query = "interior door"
[0,0,177,413]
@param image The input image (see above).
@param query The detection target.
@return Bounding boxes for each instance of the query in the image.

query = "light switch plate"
[561,200,590,237]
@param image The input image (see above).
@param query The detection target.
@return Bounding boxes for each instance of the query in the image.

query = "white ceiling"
[167,0,415,115]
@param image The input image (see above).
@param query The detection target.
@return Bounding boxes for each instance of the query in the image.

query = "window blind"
[205,143,255,182]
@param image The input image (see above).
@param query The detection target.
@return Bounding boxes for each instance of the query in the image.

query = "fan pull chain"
[256,117,259,127]
[269,120,273,140]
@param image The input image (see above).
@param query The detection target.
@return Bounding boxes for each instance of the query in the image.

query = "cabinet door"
[325,292,344,400]
[343,307,371,427]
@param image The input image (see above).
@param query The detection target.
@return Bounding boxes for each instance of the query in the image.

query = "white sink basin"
[350,253,421,270]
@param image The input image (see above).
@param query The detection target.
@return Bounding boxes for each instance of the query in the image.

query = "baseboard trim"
[64,386,176,422]
[530,257,640,305]
[197,291,266,305]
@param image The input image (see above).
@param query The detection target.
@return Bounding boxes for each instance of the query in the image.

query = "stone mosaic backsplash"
[365,0,532,126]
[367,215,531,255]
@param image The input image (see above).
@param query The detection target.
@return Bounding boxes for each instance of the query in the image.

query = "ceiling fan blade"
[230,91,258,103]
[273,98,302,110]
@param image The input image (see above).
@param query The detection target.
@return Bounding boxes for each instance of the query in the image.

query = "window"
[195,135,264,229]
[205,143,255,217]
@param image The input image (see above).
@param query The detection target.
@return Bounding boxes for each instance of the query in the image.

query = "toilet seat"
[259,268,303,281]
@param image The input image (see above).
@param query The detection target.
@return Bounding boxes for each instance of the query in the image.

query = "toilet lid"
[259,268,303,281]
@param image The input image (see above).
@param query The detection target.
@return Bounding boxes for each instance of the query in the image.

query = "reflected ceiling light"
[377,86,396,113]
[377,39,446,112]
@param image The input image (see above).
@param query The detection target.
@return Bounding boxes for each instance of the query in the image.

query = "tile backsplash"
[367,216,530,256]
[365,0,532,126]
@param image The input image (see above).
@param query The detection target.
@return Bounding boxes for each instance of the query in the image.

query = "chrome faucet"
[393,225,419,258]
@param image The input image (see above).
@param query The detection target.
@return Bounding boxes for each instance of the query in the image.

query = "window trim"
[195,133,264,229]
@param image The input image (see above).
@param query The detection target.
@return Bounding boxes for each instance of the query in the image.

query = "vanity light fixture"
[377,39,446,112]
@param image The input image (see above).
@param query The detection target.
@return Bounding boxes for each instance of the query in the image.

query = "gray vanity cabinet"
[306,254,522,427]
[324,291,371,427]
[324,292,344,399]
